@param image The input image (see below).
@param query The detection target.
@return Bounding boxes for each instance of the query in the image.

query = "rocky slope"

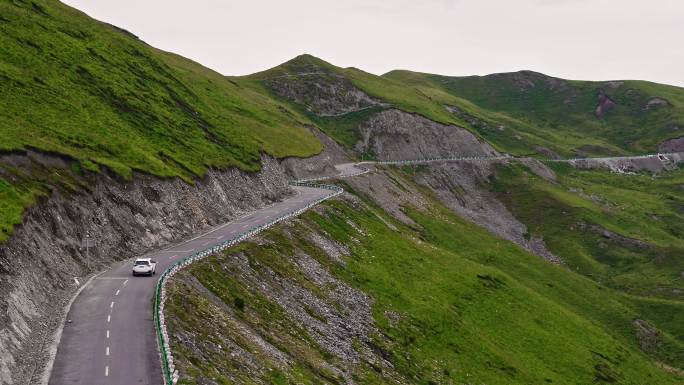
[354,109,498,161]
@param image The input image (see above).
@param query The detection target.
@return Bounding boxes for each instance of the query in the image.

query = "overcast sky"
[62,0,684,87]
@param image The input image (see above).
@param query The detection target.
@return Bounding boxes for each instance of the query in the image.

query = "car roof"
[135,257,152,262]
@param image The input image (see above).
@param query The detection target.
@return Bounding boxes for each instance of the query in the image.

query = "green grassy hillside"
[166,170,684,385]
[385,70,684,156]
[0,0,322,242]
[490,163,684,300]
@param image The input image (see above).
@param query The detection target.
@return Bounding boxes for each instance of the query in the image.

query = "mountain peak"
[282,53,334,69]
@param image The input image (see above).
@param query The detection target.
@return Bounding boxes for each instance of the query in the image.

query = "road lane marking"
[106,330,110,339]
[115,290,120,296]
[110,301,115,309]
[106,346,110,356]
[107,315,111,323]
[123,279,128,286]
[105,366,109,377]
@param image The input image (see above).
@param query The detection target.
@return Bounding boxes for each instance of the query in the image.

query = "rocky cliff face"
[0,154,293,385]
[659,137,684,153]
[280,127,352,181]
[355,109,498,160]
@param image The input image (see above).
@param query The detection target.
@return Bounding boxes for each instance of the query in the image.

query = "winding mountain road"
[46,154,680,385]
[47,185,337,385]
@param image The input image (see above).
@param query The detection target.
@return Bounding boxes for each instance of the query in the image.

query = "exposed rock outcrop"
[0,155,293,385]
[280,127,352,181]
[595,88,616,117]
[354,109,498,161]
[644,97,672,111]
[633,319,662,353]
[410,161,562,263]
[659,137,684,153]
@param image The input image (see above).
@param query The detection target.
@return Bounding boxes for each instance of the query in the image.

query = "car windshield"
[135,261,149,266]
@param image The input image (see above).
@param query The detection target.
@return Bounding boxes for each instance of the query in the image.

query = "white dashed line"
[123,279,128,286]
[105,366,109,377]
[107,315,111,323]
[110,301,115,309]
[106,330,110,339]
[106,346,110,356]
[115,290,120,296]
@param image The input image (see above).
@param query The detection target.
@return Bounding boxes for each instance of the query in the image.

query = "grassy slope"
[385,70,684,156]
[489,163,684,299]
[167,173,684,384]
[0,0,321,242]
[485,162,684,372]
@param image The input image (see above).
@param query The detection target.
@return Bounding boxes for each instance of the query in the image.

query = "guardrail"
[154,182,342,384]
[294,164,371,183]
[357,152,681,165]
[544,152,681,163]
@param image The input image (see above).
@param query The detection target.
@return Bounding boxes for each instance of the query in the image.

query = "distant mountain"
[248,54,684,158]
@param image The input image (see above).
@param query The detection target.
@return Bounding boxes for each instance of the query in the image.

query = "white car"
[132,258,157,276]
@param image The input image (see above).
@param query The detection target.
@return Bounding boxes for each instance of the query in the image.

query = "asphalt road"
[48,185,332,385]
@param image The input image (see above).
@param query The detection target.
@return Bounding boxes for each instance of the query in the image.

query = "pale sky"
[62,0,684,87]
